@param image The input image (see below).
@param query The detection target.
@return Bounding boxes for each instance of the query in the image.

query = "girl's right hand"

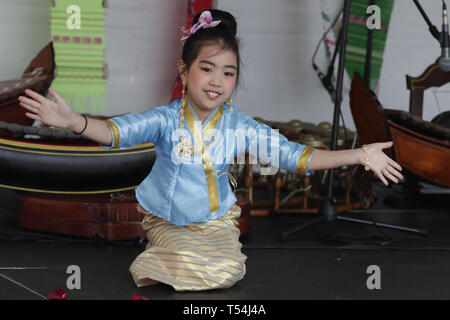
[18,87,75,129]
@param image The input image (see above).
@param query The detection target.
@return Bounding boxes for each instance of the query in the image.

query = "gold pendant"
[176,139,194,158]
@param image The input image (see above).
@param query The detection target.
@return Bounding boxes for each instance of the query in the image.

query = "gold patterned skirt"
[129,203,247,291]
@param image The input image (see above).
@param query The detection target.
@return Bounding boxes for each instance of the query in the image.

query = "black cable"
[413,0,442,42]
[312,9,343,101]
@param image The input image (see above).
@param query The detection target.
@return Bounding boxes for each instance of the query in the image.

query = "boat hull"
[0,137,156,194]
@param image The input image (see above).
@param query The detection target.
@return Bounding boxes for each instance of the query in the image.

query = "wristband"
[75,115,88,135]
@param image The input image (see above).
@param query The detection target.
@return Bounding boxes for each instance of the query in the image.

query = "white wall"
[105,0,186,115]
[1,0,448,125]
[0,0,186,117]
[0,1,50,80]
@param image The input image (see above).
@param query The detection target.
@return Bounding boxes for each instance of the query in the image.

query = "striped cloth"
[129,203,247,291]
[346,0,394,90]
[51,0,106,114]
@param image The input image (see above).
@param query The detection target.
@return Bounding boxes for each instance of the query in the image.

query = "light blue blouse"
[100,98,315,225]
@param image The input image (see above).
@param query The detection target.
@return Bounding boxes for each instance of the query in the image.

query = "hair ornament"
[181,11,222,41]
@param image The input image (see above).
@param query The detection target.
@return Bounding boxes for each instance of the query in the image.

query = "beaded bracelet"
[74,114,88,135]
[362,144,370,171]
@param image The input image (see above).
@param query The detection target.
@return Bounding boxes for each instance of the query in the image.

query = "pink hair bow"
[181,11,222,41]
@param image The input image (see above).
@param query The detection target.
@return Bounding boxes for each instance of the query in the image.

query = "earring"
[226,97,233,105]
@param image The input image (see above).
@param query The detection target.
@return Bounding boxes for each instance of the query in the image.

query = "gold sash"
[183,99,224,213]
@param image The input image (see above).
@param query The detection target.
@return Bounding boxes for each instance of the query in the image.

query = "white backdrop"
[0,0,448,128]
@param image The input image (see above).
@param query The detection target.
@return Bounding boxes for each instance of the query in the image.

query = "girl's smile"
[205,90,221,100]
[179,43,238,123]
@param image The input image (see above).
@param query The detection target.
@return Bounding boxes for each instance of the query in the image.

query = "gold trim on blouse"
[296,145,315,175]
[184,100,224,214]
[105,119,120,149]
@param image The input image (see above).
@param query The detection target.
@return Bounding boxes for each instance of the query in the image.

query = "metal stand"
[280,0,426,242]
[413,0,442,43]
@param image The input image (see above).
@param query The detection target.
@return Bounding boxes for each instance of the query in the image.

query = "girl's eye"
[201,67,211,73]
[225,72,235,77]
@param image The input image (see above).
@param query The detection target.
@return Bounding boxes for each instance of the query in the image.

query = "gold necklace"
[175,97,218,158]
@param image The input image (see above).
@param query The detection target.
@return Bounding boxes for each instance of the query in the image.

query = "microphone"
[439,0,450,71]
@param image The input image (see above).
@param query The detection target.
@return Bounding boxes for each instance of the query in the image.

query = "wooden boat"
[0,43,54,130]
[349,71,450,188]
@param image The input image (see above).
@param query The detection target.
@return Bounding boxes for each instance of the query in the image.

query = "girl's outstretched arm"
[308,142,403,186]
[19,88,112,147]
[66,111,112,147]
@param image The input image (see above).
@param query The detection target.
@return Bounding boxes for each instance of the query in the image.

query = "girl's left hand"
[363,142,403,186]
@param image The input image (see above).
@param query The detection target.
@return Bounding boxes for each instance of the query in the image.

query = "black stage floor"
[0,181,449,300]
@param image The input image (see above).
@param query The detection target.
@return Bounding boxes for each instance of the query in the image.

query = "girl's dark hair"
[181,9,241,87]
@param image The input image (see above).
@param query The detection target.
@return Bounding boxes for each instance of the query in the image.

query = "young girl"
[18,9,403,291]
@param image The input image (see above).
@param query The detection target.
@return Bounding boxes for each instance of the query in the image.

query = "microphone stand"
[364,0,375,85]
[413,0,442,43]
[279,0,426,242]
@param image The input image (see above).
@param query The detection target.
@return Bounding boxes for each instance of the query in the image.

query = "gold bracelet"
[362,144,370,171]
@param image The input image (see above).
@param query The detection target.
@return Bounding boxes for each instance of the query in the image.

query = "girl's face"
[179,43,238,119]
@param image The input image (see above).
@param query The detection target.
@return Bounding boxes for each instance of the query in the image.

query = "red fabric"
[170,0,214,102]
[187,0,214,25]
[170,78,183,103]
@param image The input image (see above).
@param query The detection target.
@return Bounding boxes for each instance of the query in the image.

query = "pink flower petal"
[190,22,203,34]
[47,287,67,300]
[199,11,212,24]
[180,11,221,41]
